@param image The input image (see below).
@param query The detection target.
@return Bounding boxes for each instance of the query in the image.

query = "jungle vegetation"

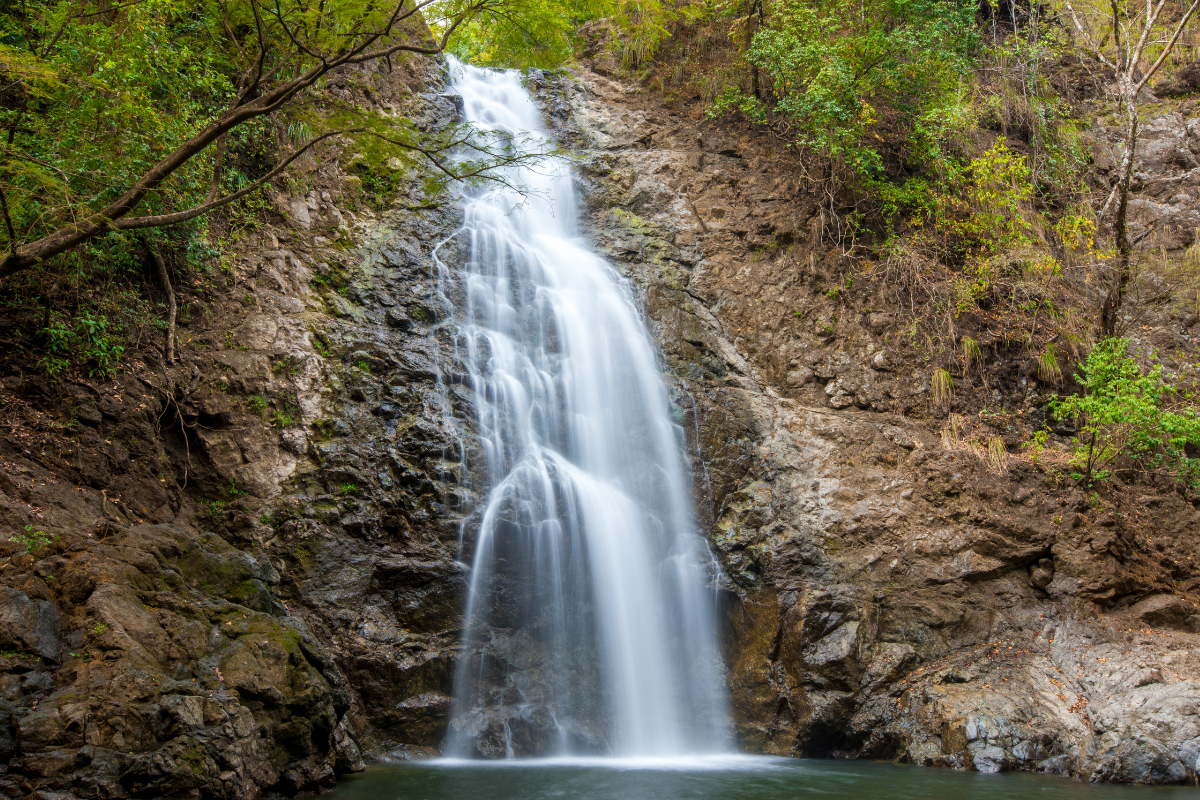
[2,0,1200,487]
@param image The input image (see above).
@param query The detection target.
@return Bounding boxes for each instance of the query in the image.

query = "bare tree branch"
[1136,0,1200,92]
[1065,0,1114,68]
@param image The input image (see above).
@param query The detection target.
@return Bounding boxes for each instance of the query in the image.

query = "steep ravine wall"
[2,54,1200,800]
[540,66,1200,783]
[0,53,488,797]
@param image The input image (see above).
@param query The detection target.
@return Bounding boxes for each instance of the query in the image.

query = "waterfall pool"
[325,757,1198,799]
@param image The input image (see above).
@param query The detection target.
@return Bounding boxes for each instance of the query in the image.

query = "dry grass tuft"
[961,336,982,374]
[931,368,956,406]
[940,414,1008,473]
[1037,342,1062,385]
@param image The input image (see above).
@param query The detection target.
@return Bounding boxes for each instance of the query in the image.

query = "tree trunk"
[1102,84,1140,338]
[150,248,177,364]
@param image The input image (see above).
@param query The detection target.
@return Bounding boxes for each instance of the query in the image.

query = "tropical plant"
[39,311,126,377]
[9,526,52,555]
[1052,338,1200,485]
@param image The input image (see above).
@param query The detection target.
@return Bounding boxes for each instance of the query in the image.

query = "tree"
[1053,337,1200,485]
[1064,0,1200,336]
[708,0,977,180]
[0,0,603,282]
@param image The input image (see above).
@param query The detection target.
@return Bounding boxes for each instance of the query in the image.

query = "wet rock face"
[542,66,1200,783]
[261,202,477,762]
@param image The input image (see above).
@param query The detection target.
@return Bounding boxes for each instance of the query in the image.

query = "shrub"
[709,0,976,179]
[39,312,126,378]
[1052,338,1200,486]
[10,526,52,555]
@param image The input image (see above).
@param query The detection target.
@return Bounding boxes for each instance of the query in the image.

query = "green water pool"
[325,756,1199,800]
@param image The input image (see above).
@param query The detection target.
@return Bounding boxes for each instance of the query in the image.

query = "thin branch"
[349,0,493,61]
[1112,0,1124,66]
[235,0,270,107]
[1065,0,1113,68]
[1097,181,1121,224]
[221,3,248,61]
[0,148,72,182]
[270,0,324,61]
[1129,0,1168,69]
[114,131,343,230]
[1136,0,1200,92]
[76,0,149,18]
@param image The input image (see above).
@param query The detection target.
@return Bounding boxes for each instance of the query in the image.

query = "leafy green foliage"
[1052,338,1200,486]
[9,525,52,555]
[0,0,234,256]
[443,0,695,68]
[697,0,1087,356]
[0,0,604,283]
[709,0,976,176]
[40,311,126,378]
[892,140,1033,263]
[444,0,600,67]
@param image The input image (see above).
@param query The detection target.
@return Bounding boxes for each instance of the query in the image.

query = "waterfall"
[439,60,729,759]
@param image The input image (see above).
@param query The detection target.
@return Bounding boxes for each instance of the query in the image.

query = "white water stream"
[438,61,729,758]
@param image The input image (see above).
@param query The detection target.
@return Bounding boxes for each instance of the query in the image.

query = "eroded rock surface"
[543,65,1200,783]
[4,52,1200,799]
[0,52,474,797]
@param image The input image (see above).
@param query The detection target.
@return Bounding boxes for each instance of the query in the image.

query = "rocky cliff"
[0,51,479,797]
[2,49,1200,800]
[541,64,1200,783]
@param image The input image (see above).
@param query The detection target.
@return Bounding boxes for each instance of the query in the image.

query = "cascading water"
[437,60,729,759]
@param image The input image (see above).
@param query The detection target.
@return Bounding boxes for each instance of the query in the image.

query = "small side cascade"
[435,59,730,758]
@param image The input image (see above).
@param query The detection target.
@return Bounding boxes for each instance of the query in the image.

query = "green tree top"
[0,0,618,280]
